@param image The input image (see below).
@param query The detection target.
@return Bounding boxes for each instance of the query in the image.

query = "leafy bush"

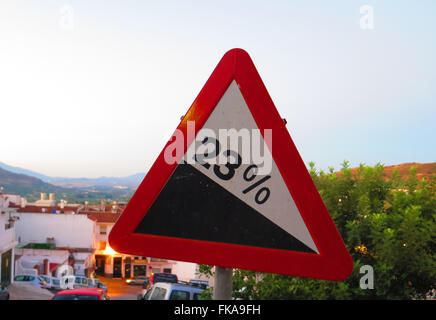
[199,162,436,299]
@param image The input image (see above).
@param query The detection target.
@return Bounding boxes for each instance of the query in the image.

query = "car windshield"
[52,294,100,300]
[150,287,167,300]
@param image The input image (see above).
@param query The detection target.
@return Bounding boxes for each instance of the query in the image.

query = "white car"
[40,276,62,290]
[13,275,49,289]
[87,278,108,293]
[60,275,89,289]
[87,278,100,288]
[73,276,89,289]
[139,282,204,300]
[187,279,209,289]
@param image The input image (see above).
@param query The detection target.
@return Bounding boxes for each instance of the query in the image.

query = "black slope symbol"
[135,164,316,254]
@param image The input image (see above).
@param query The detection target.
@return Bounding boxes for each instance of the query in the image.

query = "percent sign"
[242,164,271,205]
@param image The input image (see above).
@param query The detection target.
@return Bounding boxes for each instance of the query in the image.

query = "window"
[99,241,107,250]
[144,288,153,300]
[169,290,190,300]
[163,268,172,274]
[193,293,202,300]
[14,275,25,281]
[150,287,167,300]
[100,225,107,235]
[152,268,160,274]
[82,278,87,285]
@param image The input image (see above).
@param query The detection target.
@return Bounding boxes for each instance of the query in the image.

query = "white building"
[0,192,19,285]
[14,212,96,248]
[88,210,179,278]
[87,209,205,281]
[10,198,210,283]
[13,210,97,277]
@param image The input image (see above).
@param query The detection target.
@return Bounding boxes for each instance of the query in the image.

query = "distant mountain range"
[0,162,145,188]
[0,166,65,195]
[0,164,138,203]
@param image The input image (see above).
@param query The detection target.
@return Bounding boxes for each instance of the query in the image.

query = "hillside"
[0,162,145,188]
[0,167,134,203]
[336,162,435,180]
[0,167,65,196]
[381,162,435,180]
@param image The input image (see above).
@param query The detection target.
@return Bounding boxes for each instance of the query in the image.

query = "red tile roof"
[13,205,82,214]
[86,211,121,223]
[9,203,124,223]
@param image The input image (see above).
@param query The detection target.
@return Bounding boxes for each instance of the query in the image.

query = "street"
[97,276,143,300]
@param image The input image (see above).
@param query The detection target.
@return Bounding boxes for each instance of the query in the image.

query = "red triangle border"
[109,49,353,281]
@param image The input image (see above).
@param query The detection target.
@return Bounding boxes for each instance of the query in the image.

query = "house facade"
[13,209,97,277]
[7,195,207,283]
[0,192,18,285]
[88,210,178,279]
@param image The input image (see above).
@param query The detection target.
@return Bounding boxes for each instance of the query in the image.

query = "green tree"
[198,163,436,299]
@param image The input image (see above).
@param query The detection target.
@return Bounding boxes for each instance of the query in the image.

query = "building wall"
[95,223,112,250]
[171,262,203,282]
[0,204,18,284]
[14,248,69,276]
[14,213,96,248]
[92,222,196,280]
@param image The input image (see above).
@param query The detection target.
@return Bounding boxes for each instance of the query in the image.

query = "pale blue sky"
[0,1,435,177]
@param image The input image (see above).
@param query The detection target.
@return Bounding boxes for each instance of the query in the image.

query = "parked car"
[150,273,178,286]
[51,288,109,300]
[140,273,178,295]
[87,278,100,288]
[187,279,209,289]
[139,282,203,300]
[40,276,62,290]
[97,281,108,293]
[72,275,89,289]
[13,275,48,288]
[0,283,9,300]
[87,278,108,293]
[126,276,149,286]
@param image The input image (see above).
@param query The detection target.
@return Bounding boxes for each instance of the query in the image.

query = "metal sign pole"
[213,266,233,300]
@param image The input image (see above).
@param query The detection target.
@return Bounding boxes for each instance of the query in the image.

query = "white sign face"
[182,80,318,253]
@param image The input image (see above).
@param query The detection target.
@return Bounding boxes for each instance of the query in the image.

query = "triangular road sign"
[109,49,353,281]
